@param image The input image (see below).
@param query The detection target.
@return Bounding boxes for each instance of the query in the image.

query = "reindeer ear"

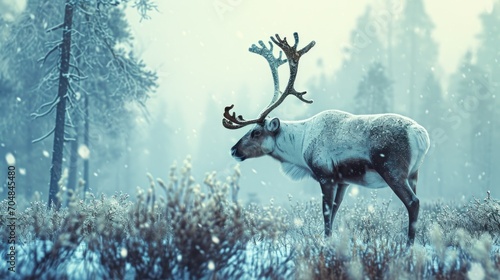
[266,117,280,132]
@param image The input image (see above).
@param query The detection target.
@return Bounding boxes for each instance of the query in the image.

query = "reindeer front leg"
[320,180,337,237]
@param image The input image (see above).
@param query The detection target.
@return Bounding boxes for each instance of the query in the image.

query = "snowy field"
[1,161,499,279]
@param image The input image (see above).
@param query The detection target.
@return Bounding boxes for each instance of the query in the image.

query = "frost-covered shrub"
[0,158,287,279]
[462,191,500,235]
[0,161,499,279]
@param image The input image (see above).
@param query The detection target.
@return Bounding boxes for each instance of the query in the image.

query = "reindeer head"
[223,33,315,161]
[230,118,281,161]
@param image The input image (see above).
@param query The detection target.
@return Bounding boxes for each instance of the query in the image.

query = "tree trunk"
[26,100,33,198]
[48,0,74,209]
[67,117,79,198]
[83,91,90,199]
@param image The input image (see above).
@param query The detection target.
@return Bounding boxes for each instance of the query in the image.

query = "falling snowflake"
[212,236,220,244]
[120,247,128,258]
[207,260,215,271]
[5,153,15,165]
[78,144,90,159]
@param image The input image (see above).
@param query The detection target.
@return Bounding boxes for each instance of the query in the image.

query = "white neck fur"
[269,121,312,181]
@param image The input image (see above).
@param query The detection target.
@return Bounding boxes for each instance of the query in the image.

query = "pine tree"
[0,0,158,208]
[474,1,500,191]
[392,0,439,117]
[0,0,61,198]
[418,71,445,194]
[447,51,492,192]
[355,62,392,114]
[71,6,158,198]
[325,6,386,112]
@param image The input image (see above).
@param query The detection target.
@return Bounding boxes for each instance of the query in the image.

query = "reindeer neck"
[269,121,308,167]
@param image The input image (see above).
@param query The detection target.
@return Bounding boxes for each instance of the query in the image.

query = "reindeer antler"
[249,40,287,104]
[223,32,316,129]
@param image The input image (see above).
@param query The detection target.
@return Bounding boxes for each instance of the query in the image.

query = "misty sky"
[126,0,495,155]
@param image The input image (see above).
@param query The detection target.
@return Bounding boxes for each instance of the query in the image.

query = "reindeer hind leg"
[376,166,419,245]
[408,171,418,195]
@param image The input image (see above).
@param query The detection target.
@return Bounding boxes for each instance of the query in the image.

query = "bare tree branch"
[37,43,61,65]
[31,96,60,119]
[45,22,64,33]
[32,126,56,143]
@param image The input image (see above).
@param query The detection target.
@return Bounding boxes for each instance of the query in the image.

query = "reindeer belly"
[334,159,388,189]
[344,170,388,189]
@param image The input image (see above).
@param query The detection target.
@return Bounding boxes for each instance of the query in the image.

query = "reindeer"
[222,33,430,245]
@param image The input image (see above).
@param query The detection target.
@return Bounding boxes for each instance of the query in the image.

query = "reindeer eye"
[251,130,261,138]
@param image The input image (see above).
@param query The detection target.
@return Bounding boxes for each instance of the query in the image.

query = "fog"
[1,0,498,206]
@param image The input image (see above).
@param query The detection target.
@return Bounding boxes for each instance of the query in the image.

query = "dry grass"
[0,158,499,279]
